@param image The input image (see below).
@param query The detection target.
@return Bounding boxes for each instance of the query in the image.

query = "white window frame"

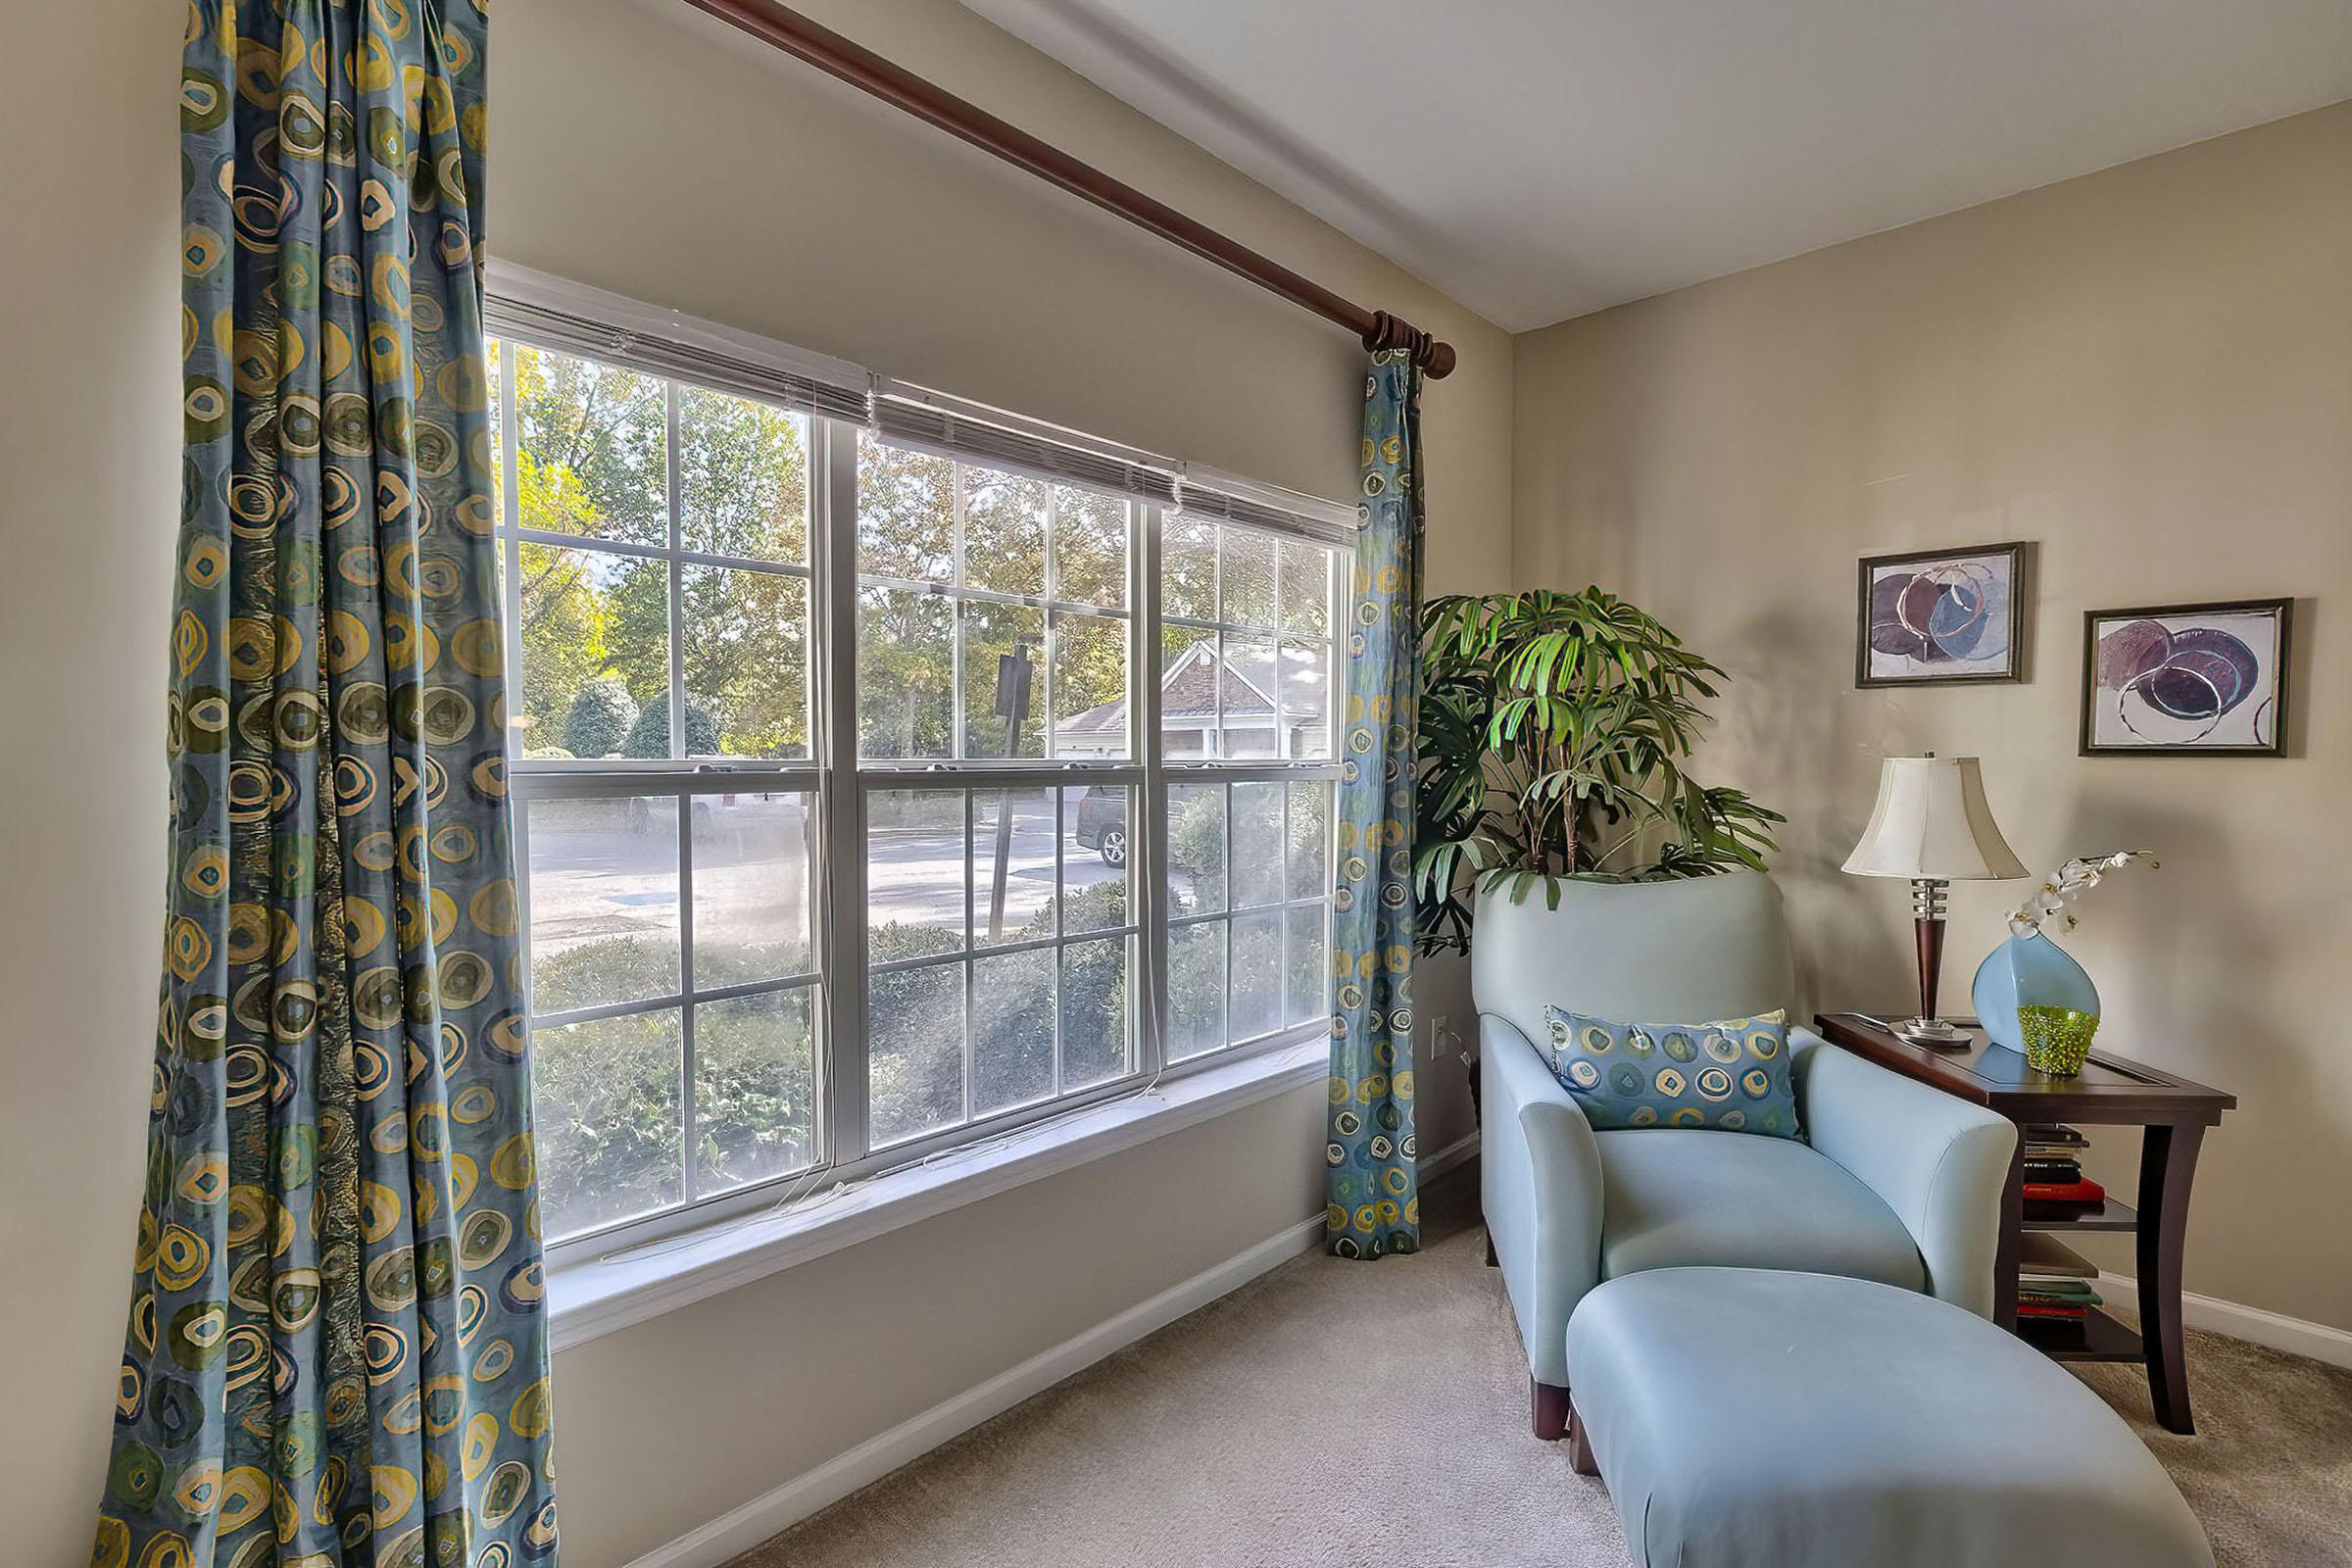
[487,272,1349,1261]
[1156,513,1345,1063]
[494,339,833,1246]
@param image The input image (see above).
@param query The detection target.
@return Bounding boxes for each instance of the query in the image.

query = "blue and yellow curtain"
[1326,351,1424,1259]
[95,4,555,1565]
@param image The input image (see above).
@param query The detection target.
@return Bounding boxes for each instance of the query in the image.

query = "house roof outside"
[1055,636,1327,742]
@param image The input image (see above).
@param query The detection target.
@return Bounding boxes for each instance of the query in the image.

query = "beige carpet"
[739,1177,2352,1567]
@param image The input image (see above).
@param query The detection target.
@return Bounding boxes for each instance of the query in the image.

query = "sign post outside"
[987,638,1038,941]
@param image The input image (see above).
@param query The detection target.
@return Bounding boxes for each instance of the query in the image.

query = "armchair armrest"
[1791,1026,2018,1318]
[1480,1014,1605,1385]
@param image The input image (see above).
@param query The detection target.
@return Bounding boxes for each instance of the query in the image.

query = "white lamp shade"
[1842,756,2030,881]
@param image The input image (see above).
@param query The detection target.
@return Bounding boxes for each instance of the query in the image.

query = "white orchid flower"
[2009,849,2157,938]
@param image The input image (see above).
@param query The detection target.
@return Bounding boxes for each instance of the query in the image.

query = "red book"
[2022,1177,2105,1203]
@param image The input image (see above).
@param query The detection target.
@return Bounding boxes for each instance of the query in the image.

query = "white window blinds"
[1175,464,1361,547]
[869,380,1178,503]
[484,264,871,423]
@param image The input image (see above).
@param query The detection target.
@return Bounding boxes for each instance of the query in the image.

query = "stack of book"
[2018,1235,2104,1325]
[2021,1122,2107,1220]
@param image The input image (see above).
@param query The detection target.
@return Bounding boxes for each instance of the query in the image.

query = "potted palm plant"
[1414,587,1783,956]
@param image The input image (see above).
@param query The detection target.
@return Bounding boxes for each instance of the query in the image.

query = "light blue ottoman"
[1564,1268,2213,1568]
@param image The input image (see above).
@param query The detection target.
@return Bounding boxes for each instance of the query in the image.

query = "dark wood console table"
[1813,1012,2234,1435]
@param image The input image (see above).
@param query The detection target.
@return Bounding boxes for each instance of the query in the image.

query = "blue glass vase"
[1971,932,2099,1053]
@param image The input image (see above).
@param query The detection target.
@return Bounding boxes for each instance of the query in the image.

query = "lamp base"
[1910,878,1952,1044]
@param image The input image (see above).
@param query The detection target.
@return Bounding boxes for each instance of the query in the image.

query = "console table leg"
[2137,1122,2205,1436]
[1995,1138,2023,1332]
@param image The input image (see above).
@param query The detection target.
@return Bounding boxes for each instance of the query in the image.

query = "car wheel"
[1099,828,1128,868]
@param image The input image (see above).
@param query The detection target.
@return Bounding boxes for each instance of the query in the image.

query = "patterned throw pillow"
[1541,1006,1802,1140]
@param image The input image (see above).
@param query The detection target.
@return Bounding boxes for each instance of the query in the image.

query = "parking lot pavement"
[525,800,1128,968]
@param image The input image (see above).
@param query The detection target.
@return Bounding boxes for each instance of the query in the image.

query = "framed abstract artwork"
[1856,541,2027,687]
[2082,598,2292,757]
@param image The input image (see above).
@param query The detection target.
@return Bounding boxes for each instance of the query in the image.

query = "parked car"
[1070,785,1128,866]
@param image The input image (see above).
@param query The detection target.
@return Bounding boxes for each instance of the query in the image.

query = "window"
[488,286,1348,1249]
[1158,516,1340,1059]
[494,339,825,1242]
[853,432,1145,1149]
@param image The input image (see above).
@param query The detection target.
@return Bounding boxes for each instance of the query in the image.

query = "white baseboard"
[625,1214,1327,1568]
[2096,1271,2352,1372]
[1421,1128,1480,1183]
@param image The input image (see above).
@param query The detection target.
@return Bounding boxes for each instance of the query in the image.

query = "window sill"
[546,1039,1327,1352]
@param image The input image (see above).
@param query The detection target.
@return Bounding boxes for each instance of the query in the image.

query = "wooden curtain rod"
[680,0,1459,378]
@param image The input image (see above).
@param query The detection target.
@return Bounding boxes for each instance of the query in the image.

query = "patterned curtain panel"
[1325,350,1425,1260]
[94,5,557,1566]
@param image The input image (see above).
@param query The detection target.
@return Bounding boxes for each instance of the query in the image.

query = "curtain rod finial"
[1360,311,1456,378]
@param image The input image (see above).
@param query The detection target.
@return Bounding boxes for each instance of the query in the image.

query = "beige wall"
[515,0,1516,563]
[0,0,1498,1562]
[0,3,185,1565]
[1514,101,2352,1334]
[555,1088,1324,1564]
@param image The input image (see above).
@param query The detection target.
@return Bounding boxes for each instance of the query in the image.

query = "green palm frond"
[1411,588,1782,955]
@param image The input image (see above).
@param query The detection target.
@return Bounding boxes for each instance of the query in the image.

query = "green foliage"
[1162,785,1326,1045]
[563,677,639,759]
[505,343,812,760]
[531,883,1133,1232]
[506,345,662,748]
[514,537,612,749]
[504,345,1132,768]
[1169,790,1225,910]
[1286,785,1331,901]
[1169,785,1331,914]
[1414,588,1784,956]
[856,443,957,759]
[622,698,720,760]
[530,931,818,1232]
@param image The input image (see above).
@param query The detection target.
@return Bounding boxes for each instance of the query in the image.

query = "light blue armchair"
[1475,872,2016,1439]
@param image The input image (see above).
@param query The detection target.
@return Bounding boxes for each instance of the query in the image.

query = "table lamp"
[1842,754,2028,1045]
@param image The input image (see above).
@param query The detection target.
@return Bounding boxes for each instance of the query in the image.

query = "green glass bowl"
[2019,1004,2099,1077]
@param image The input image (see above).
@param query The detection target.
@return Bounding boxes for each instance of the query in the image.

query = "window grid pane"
[525,794,680,1013]
[858,436,1136,764]
[1154,771,1337,1056]
[693,985,819,1196]
[861,780,1143,1151]
[496,316,1348,1245]
[497,331,827,1245]
[1146,514,1346,1064]
[534,1007,684,1240]
[520,780,824,1243]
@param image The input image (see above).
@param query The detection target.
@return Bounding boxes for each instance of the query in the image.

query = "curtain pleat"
[1325,350,1424,1259]
[94,3,556,1564]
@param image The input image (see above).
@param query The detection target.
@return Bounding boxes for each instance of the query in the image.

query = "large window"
[488,290,1348,1249]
